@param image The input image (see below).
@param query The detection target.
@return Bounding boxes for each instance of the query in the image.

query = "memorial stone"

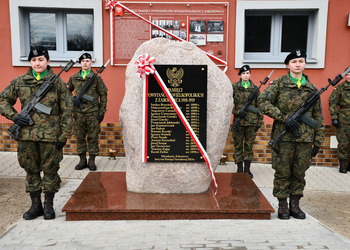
[120,38,232,193]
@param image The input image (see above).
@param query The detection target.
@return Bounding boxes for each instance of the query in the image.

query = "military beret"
[28,46,49,61]
[238,65,251,75]
[284,49,307,65]
[79,53,92,63]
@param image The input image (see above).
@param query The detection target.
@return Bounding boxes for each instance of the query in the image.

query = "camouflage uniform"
[67,71,107,155]
[258,73,325,198]
[0,66,73,193]
[231,80,264,163]
[328,80,350,167]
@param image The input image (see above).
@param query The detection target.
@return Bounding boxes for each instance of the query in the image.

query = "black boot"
[44,192,55,220]
[75,153,88,170]
[88,155,97,171]
[277,198,290,220]
[347,159,350,172]
[236,161,243,173]
[244,160,253,178]
[289,195,306,219]
[23,191,44,220]
[339,159,347,174]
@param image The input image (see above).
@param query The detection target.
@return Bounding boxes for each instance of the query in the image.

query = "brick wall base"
[0,123,339,167]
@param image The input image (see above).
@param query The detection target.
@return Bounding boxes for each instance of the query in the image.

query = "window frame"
[9,0,103,67]
[235,0,329,69]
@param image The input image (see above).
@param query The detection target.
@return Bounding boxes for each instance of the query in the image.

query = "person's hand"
[332,119,340,129]
[238,110,247,119]
[14,114,31,126]
[311,145,320,157]
[97,114,104,124]
[284,116,299,131]
[56,141,66,150]
[72,97,80,107]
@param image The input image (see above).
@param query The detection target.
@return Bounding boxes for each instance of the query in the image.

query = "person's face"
[345,72,350,82]
[30,56,49,73]
[287,57,306,75]
[81,59,92,71]
[240,71,251,82]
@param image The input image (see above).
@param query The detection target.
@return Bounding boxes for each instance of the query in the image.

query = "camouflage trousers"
[336,124,350,160]
[17,141,63,193]
[271,141,312,198]
[74,112,100,155]
[231,125,257,163]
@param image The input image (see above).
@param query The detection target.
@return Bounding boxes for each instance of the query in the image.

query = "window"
[9,0,103,67]
[244,11,313,62]
[235,0,329,69]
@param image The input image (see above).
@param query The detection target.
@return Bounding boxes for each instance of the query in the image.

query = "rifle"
[6,51,83,141]
[268,67,350,154]
[72,59,110,109]
[233,70,274,131]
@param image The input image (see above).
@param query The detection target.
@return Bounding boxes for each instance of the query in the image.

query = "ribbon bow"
[105,0,118,11]
[135,54,156,78]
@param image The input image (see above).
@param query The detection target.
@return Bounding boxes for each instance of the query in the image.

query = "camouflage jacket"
[232,80,264,127]
[328,80,350,125]
[67,71,108,114]
[0,66,73,142]
[258,73,325,147]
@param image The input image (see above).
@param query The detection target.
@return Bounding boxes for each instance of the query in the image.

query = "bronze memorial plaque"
[146,65,207,162]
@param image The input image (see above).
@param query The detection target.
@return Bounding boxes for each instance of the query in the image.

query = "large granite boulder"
[120,38,232,193]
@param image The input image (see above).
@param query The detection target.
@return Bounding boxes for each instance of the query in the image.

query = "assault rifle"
[268,67,350,154]
[72,59,110,109]
[233,70,274,131]
[6,51,84,141]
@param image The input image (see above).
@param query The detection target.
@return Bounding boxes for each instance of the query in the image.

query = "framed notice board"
[112,2,229,65]
[144,65,207,162]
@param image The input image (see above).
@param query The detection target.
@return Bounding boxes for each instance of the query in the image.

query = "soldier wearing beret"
[328,69,350,173]
[67,53,108,171]
[0,46,73,220]
[231,65,264,178]
[258,49,325,220]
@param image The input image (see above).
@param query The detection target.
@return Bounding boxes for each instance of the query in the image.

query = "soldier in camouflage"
[328,70,350,173]
[258,49,325,220]
[0,46,73,220]
[231,65,264,178]
[68,53,108,171]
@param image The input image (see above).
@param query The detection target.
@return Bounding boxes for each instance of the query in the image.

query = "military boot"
[277,198,290,220]
[88,154,97,171]
[75,153,87,170]
[339,159,347,174]
[23,191,44,220]
[347,159,350,172]
[244,160,253,178]
[236,161,243,173]
[44,192,55,220]
[289,195,306,219]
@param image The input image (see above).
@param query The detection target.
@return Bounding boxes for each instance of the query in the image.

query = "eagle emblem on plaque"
[166,67,184,87]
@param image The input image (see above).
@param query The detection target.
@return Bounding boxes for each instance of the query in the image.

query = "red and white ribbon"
[135,54,156,78]
[105,0,118,11]
[138,55,218,190]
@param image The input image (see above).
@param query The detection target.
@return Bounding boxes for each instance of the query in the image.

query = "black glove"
[238,110,247,119]
[14,114,31,126]
[56,141,66,150]
[332,119,340,129]
[284,116,299,132]
[72,97,80,107]
[97,114,104,124]
[311,145,320,157]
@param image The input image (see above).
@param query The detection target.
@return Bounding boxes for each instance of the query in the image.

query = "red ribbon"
[135,54,156,78]
[105,0,118,11]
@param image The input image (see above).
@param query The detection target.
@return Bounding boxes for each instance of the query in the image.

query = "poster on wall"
[113,2,229,65]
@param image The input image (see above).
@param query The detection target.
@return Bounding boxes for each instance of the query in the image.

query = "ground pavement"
[1,151,350,249]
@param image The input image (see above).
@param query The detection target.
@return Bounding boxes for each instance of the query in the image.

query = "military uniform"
[0,46,73,220]
[0,66,72,192]
[328,79,350,173]
[67,68,108,166]
[231,80,263,163]
[258,73,324,198]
